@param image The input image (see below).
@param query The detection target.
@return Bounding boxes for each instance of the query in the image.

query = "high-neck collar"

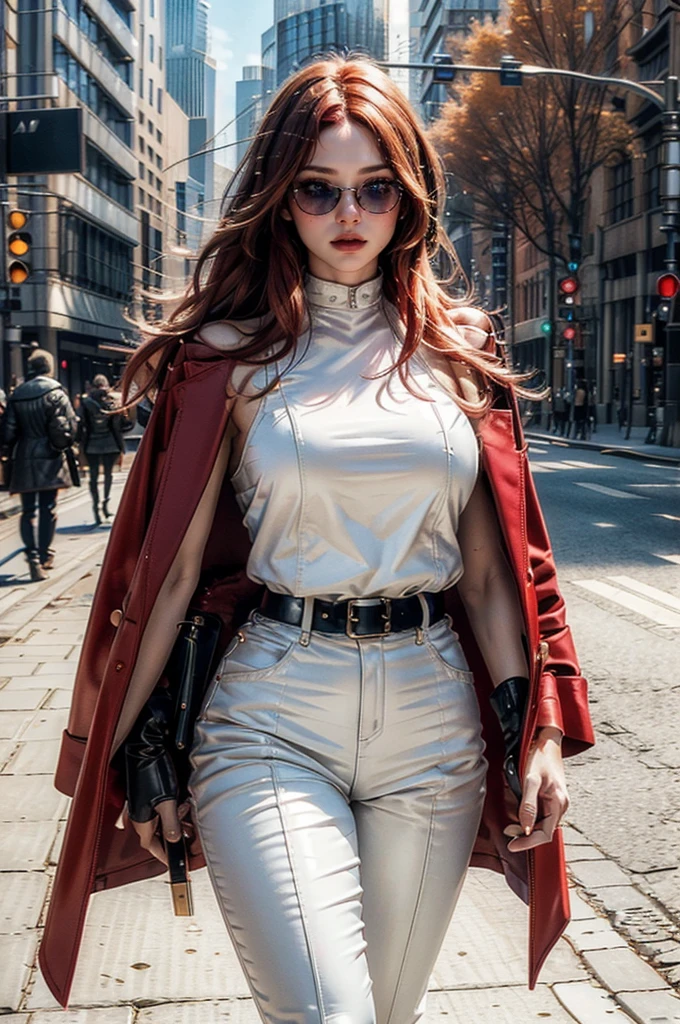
[304,270,384,310]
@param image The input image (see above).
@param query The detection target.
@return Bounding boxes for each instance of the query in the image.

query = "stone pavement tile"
[29,1011,134,1023]
[33,662,76,677]
[0,711,34,739]
[137,1000,261,1023]
[3,645,74,659]
[588,886,652,913]
[566,845,607,861]
[561,823,592,845]
[0,819,60,870]
[432,871,587,989]
[570,859,634,888]
[26,874,252,1010]
[6,739,61,774]
[12,624,85,643]
[48,821,65,865]
[0,739,16,766]
[570,888,601,921]
[43,689,74,709]
[0,662,41,677]
[565,915,629,951]
[0,775,68,822]
[616,989,680,1023]
[553,981,637,1022]
[18,710,68,742]
[584,946,670,993]
[0,689,49,711]
[0,933,39,1012]
[0,872,49,932]
[427,985,578,1022]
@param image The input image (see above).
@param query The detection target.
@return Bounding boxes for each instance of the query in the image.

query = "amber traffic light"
[6,210,32,284]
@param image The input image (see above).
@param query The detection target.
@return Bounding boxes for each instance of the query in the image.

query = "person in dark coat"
[80,374,126,525]
[2,349,78,581]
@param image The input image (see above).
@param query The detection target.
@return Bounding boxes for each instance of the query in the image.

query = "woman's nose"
[335,190,361,222]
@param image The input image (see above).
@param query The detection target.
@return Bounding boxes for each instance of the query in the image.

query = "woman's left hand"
[505,727,569,851]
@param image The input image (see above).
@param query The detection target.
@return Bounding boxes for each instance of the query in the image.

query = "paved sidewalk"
[525,422,680,465]
[1,498,680,1023]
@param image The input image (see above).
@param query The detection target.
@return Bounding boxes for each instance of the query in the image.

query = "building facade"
[0,0,210,397]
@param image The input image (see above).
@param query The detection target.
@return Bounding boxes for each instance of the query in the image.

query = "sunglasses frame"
[290,179,404,216]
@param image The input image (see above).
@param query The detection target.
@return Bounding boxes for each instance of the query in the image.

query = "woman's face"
[282,119,402,286]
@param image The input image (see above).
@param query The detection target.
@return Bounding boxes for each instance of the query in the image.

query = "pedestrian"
[1,349,78,581]
[39,55,595,1017]
[80,373,127,524]
[588,382,598,434]
[572,377,588,440]
[552,388,566,434]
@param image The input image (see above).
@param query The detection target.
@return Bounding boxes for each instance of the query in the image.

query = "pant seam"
[384,791,439,1024]
[270,762,329,1024]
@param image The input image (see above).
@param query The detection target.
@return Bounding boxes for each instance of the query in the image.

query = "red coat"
[38,337,595,1007]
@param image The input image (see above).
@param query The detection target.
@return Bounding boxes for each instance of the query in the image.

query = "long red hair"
[122,53,536,414]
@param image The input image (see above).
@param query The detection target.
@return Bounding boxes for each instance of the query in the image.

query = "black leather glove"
[125,688,179,823]
[489,676,529,803]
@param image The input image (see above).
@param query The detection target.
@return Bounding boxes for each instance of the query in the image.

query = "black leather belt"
[258,589,446,639]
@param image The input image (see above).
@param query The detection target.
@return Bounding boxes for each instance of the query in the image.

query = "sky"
[208,0,409,169]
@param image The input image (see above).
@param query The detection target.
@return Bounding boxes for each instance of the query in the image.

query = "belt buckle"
[346,597,392,639]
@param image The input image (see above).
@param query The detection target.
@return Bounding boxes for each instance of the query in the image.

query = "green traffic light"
[567,261,579,272]
[540,321,552,334]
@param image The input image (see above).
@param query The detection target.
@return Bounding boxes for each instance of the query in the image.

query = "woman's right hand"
[127,798,191,865]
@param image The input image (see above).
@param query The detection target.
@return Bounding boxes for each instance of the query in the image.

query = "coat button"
[110,609,123,627]
[115,662,124,672]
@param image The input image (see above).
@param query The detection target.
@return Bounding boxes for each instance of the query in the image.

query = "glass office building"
[274,0,388,86]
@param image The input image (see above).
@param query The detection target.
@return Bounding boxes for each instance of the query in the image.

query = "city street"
[0,444,680,1022]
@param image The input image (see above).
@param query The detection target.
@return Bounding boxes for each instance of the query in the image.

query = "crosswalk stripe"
[629,483,680,488]
[529,464,555,473]
[574,482,646,499]
[654,553,680,565]
[561,460,616,469]
[530,460,574,471]
[607,575,680,612]
[572,579,680,627]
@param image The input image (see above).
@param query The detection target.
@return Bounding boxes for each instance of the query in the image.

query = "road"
[527,438,680,930]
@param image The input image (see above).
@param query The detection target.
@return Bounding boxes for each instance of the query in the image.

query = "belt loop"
[299,596,315,646]
[416,592,431,630]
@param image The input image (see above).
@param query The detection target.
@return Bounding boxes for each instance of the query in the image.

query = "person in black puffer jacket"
[2,349,78,581]
[80,374,127,525]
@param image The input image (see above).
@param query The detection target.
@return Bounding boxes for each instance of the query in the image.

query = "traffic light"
[654,272,680,325]
[432,54,456,83]
[6,210,32,284]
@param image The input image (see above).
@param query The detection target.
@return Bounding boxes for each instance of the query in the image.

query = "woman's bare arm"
[456,473,530,686]
[110,425,233,760]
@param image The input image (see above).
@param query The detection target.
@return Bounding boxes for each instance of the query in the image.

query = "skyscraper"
[165,0,216,209]
[273,0,388,87]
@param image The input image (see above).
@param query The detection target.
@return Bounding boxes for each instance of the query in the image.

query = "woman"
[39,55,595,1017]
[80,373,127,524]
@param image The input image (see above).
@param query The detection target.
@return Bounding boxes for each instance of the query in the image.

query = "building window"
[157,87,162,113]
[138,137,144,153]
[53,41,132,146]
[147,118,153,134]
[139,67,144,97]
[609,159,634,224]
[85,142,133,209]
[138,110,144,124]
[155,154,162,169]
[147,168,154,184]
[155,175,162,192]
[139,187,145,207]
[149,34,154,63]
[156,128,162,143]
[138,160,145,178]
[150,0,155,16]
[59,212,133,300]
[147,144,154,159]
[148,77,153,105]
[158,45,163,71]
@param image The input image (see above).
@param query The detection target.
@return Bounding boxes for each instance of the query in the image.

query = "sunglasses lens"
[358,181,401,213]
[294,182,339,215]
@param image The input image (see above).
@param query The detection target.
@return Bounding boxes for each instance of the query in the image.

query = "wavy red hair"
[122,53,537,414]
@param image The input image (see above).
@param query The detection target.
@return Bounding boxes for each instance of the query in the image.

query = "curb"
[525,431,680,467]
[562,822,680,1024]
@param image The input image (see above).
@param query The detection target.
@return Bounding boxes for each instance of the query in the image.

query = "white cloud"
[210,25,234,71]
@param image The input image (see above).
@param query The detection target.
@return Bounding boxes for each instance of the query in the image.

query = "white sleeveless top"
[228,271,479,602]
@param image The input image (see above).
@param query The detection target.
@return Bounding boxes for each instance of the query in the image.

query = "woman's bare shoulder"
[194,320,254,351]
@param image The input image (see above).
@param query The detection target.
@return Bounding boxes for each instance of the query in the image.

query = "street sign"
[553,347,565,358]
[5,107,83,174]
[634,323,653,342]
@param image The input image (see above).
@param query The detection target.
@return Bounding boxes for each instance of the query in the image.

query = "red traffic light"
[558,275,580,296]
[562,326,576,341]
[657,272,680,299]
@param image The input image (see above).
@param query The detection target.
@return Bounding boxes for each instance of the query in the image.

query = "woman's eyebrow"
[300,164,390,174]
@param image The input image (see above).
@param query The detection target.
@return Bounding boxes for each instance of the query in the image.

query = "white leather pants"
[189,604,488,1024]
